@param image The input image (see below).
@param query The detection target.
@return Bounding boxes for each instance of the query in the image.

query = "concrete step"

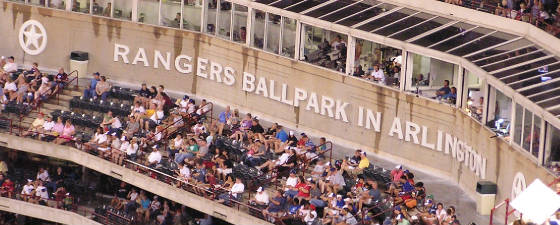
[41,102,68,111]
[45,98,71,108]
[62,89,82,96]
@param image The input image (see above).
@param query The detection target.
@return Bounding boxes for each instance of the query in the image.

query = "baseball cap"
[424,199,433,206]
[395,165,403,169]
[289,131,294,136]
[93,72,100,75]
[183,95,189,100]
[328,193,335,198]
[257,187,263,192]
[152,145,158,149]
[396,214,404,220]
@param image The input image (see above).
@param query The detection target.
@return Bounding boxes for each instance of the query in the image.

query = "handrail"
[301,141,334,177]
[360,195,393,224]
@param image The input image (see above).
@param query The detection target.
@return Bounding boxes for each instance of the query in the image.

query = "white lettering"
[388,117,403,140]
[132,48,149,67]
[436,130,443,152]
[320,96,335,118]
[174,55,192,74]
[294,88,307,107]
[365,109,381,132]
[154,50,171,70]
[196,58,209,78]
[445,133,457,156]
[114,43,130,63]
[255,77,268,97]
[335,101,350,123]
[456,141,464,162]
[269,80,281,102]
[306,92,319,113]
[209,62,223,83]
[281,84,293,105]
[405,121,420,144]
[223,67,236,86]
[421,126,435,150]
[242,72,255,92]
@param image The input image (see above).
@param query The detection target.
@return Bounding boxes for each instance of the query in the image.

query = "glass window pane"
[390,16,451,41]
[493,57,558,78]
[112,0,132,20]
[183,0,202,31]
[483,50,547,72]
[464,70,484,121]
[93,0,112,17]
[357,8,415,32]
[272,0,305,9]
[205,0,217,34]
[431,27,493,52]
[532,116,542,159]
[412,22,475,47]
[408,53,459,104]
[322,2,374,22]
[281,17,296,58]
[48,0,65,9]
[522,110,533,152]
[353,38,402,88]
[522,79,560,98]
[487,88,511,136]
[139,0,160,25]
[506,63,560,88]
[544,124,560,174]
[160,0,181,27]
[337,3,395,27]
[301,24,347,73]
[514,104,523,145]
[29,0,45,6]
[305,0,353,18]
[265,13,281,54]
[7,0,25,4]
[374,12,431,37]
[286,0,328,13]
[252,10,265,49]
[232,4,247,43]
[218,1,232,39]
[467,38,533,62]
[72,0,90,13]
[449,32,518,56]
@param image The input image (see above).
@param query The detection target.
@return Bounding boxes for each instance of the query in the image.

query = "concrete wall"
[0,2,556,220]
[0,197,102,225]
[0,134,271,225]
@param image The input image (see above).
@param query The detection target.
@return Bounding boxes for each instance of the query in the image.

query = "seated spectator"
[23,112,45,137]
[126,137,139,161]
[230,113,252,141]
[371,65,385,84]
[435,80,451,98]
[102,110,122,135]
[147,145,162,168]
[443,87,457,103]
[143,104,164,131]
[34,81,52,103]
[83,72,100,99]
[263,190,286,218]
[2,56,17,73]
[95,76,111,101]
[4,76,17,101]
[251,186,269,208]
[37,116,55,139]
[217,178,244,204]
[51,67,67,95]
[283,171,300,198]
[54,119,75,145]
[0,178,14,198]
[256,148,296,175]
[21,179,34,201]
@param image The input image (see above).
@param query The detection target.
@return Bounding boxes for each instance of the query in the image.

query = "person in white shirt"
[36,168,50,182]
[4,77,17,100]
[192,122,206,135]
[175,162,190,186]
[148,146,162,167]
[178,96,189,113]
[144,105,164,130]
[113,136,129,165]
[36,185,49,201]
[253,186,269,206]
[84,127,107,151]
[2,56,17,73]
[21,179,35,201]
[131,101,145,116]
[284,171,298,191]
[38,116,55,137]
[218,178,244,204]
[299,202,317,224]
[126,137,139,159]
[371,65,385,84]
[196,99,211,115]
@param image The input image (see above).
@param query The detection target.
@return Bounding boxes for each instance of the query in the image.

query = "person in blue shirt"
[265,125,288,153]
[217,106,232,135]
[443,87,457,104]
[83,72,100,99]
[275,125,288,143]
[435,80,451,98]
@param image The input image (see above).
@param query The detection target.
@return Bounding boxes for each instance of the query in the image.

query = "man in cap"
[147,145,162,167]
[83,72,100,99]
[252,186,269,207]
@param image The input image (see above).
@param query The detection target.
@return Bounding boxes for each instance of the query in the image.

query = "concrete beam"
[0,197,102,225]
[0,134,271,225]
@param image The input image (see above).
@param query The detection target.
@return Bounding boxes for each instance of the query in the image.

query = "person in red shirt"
[0,178,14,198]
[296,177,312,202]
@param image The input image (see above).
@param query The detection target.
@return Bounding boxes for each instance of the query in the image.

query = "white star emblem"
[19,20,48,55]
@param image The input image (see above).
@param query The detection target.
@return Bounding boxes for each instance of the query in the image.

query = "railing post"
[505,199,509,225]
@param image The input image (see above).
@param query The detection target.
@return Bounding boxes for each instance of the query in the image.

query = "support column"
[201,0,208,33]
[346,36,356,76]
[246,7,254,46]
[456,66,464,108]
[179,0,184,29]
[399,51,408,91]
[65,0,72,11]
[294,21,302,60]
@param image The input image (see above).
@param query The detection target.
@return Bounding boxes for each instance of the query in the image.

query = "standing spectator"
[218,106,232,135]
